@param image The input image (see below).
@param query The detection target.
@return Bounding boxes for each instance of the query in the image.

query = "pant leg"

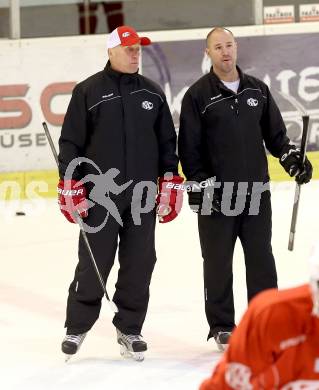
[65,203,121,334]
[239,190,278,302]
[198,213,239,339]
[77,3,98,34]
[102,2,124,31]
[112,206,157,335]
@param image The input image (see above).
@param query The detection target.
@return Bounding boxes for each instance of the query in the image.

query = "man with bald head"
[205,27,238,82]
[58,25,183,361]
[178,27,312,351]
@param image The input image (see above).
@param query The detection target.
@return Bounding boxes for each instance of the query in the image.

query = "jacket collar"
[209,65,246,93]
[104,61,138,80]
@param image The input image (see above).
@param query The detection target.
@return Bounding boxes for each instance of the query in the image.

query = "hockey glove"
[57,179,88,223]
[279,145,312,185]
[295,157,312,185]
[188,178,221,214]
[156,175,184,223]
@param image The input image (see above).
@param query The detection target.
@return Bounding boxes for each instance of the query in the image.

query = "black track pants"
[65,197,156,335]
[198,191,277,339]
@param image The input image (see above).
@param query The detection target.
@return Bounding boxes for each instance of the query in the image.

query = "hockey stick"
[42,122,118,313]
[287,115,309,251]
[277,92,310,251]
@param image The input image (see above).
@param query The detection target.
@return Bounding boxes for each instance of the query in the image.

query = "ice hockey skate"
[61,332,87,362]
[213,331,231,352]
[116,329,147,362]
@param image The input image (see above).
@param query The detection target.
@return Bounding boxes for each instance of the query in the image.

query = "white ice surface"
[0,181,318,390]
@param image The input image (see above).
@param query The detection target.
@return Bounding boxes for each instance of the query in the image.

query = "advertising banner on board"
[142,33,319,151]
[0,31,318,173]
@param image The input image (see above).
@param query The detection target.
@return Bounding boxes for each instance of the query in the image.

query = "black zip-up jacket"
[58,62,178,184]
[178,66,289,186]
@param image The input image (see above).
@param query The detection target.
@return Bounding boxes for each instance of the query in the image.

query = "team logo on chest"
[247,98,258,107]
[142,101,154,110]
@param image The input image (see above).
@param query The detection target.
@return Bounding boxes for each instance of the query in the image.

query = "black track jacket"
[178,66,289,185]
[58,62,178,184]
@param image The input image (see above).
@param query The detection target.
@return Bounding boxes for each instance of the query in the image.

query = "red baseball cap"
[107,25,151,49]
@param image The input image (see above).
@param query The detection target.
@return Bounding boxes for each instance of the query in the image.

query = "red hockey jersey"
[200,284,319,389]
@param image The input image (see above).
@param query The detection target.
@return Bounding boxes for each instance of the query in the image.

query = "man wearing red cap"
[57,25,183,361]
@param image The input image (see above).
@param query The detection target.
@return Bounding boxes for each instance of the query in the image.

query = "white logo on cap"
[247,98,258,107]
[122,32,130,37]
[142,101,153,110]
